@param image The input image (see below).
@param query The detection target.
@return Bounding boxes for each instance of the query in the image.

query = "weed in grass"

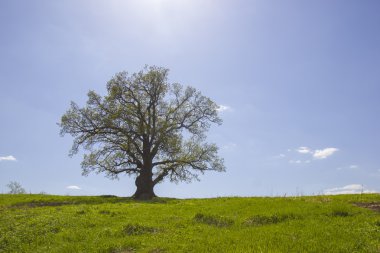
[76,210,86,215]
[330,208,351,217]
[50,227,61,234]
[98,210,117,216]
[194,213,234,227]
[99,210,111,215]
[101,228,113,236]
[108,246,136,253]
[122,224,158,236]
[244,213,297,226]
[331,210,350,217]
[85,223,97,228]
[375,220,380,227]
[148,248,166,253]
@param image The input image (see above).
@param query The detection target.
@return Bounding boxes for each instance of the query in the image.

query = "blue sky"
[1,0,379,197]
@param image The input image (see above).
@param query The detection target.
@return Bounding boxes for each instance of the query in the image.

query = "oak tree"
[60,66,225,199]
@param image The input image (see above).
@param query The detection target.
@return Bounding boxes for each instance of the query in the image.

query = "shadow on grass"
[244,213,299,226]
[194,213,234,227]
[122,224,159,236]
[330,209,351,217]
[6,196,178,209]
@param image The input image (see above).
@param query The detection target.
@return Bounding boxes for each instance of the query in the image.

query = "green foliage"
[59,66,225,194]
[0,194,379,252]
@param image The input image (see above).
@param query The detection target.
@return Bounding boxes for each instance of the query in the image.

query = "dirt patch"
[354,202,380,212]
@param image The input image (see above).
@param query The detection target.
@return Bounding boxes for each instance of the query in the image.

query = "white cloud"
[216,105,232,113]
[0,155,17,162]
[66,185,81,190]
[324,184,378,195]
[297,147,312,154]
[349,165,359,169]
[313,148,339,159]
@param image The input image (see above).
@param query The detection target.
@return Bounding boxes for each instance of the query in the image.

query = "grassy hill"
[0,194,379,252]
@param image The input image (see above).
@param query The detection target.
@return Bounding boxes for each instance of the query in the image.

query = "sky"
[0,0,379,198]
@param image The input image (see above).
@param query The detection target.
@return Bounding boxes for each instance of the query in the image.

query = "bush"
[6,181,26,194]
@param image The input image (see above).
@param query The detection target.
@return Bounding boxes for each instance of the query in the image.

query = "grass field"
[0,194,379,252]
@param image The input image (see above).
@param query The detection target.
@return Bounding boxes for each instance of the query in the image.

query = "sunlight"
[98,0,213,49]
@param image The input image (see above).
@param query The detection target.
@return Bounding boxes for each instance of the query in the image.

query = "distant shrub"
[6,181,26,194]
[194,213,234,227]
[122,224,158,236]
[245,213,297,226]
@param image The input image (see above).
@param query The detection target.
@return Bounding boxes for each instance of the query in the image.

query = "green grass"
[0,194,379,252]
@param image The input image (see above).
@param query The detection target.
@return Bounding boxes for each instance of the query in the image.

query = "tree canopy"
[60,66,225,199]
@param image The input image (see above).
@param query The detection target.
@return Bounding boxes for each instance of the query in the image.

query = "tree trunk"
[133,170,156,200]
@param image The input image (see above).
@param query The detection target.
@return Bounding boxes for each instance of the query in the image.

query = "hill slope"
[0,194,379,252]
